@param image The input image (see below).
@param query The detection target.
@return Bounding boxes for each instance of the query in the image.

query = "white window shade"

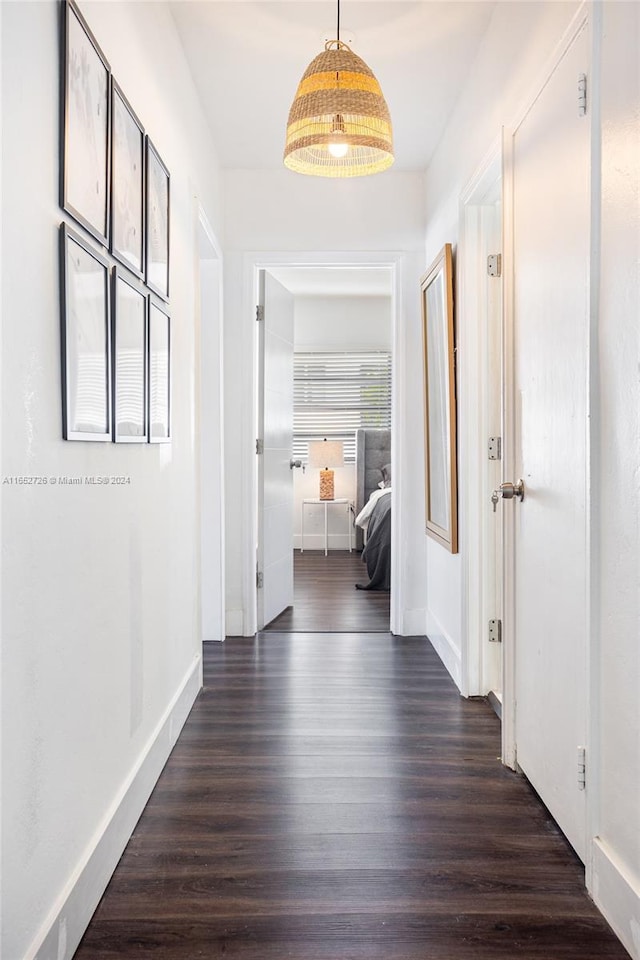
[294,352,391,462]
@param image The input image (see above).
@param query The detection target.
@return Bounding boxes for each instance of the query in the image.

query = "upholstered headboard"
[355,428,391,549]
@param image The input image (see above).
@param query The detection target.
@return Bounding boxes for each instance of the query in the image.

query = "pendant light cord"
[337,0,340,44]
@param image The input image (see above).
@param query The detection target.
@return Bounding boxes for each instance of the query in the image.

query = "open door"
[505,21,590,859]
[256,271,296,630]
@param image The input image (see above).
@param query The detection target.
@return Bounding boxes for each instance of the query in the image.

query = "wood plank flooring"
[73,634,627,959]
[264,550,390,632]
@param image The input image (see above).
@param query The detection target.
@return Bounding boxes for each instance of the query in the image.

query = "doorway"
[254,261,397,634]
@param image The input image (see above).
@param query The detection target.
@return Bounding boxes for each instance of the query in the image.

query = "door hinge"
[256,567,264,589]
[487,254,502,278]
[578,73,587,117]
[488,619,502,643]
[488,436,502,461]
[577,746,586,790]
[256,305,264,322]
[256,438,264,455]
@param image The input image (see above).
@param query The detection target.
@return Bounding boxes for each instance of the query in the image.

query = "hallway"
[74,634,626,959]
[264,551,390,632]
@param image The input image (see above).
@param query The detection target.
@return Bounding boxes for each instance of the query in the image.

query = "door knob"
[290,458,305,473]
[491,479,525,511]
[500,479,525,501]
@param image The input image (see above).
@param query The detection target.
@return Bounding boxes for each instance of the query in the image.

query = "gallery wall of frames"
[59,0,171,443]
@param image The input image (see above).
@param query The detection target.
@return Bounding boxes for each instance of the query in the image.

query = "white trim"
[241,256,258,636]
[255,269,266,631]
[426,608,462,688]
[458,141,503,700]
[197,203,223,263]
[225,608,245,637]
[591,839,640,960]
[196,203,225,643]
[389,255,404,635]
[460,137,503,209]
[501,122,517,770]
[402,607,428,638]
[509,3,589,135]
[26,656,202,960]
[240,251,407,636]
[294,535,352,552]
[586,0,603,891]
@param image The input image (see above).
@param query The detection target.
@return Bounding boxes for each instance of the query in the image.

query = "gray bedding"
[355,428,391,550]
[355,493,391,591]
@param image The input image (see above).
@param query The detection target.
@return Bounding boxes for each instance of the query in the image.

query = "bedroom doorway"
[255,262,395,634]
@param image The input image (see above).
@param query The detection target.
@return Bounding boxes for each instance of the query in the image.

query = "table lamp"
[308,439,344,501]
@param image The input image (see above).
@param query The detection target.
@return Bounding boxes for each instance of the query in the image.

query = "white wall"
[223,170,426,635]
[0,3,224,958]
[421,1,640,955]
[294,295,392,352]
[591,3,640,954]
[422,0,580,685]
[292,294,391,550]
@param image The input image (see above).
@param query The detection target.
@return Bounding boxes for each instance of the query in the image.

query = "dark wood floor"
[74,634,627,960]
[264,550,390,632]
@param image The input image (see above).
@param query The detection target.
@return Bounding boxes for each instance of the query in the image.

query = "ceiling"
[170,1,496,172]
[267,265,393,296]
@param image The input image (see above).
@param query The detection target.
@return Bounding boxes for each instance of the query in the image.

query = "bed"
[354,428,391,591]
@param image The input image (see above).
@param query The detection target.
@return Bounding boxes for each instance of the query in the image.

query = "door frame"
[458,142,505,715]
[239,251,405,637]
[196,203,225,644]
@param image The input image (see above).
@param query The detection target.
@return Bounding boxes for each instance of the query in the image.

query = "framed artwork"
[60,223,112,441]
[62,0,110,246]
[111,79,145,277]
[148,298,171,443]
[112,267,148,442]
[145,138,170,301]
[421,243,458,553]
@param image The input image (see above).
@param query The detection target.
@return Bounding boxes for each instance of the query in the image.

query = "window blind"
[294,351,392,462]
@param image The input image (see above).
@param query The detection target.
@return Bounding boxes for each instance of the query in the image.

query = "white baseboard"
[591,837,640,959]
[426,608,462,690]
[29,656,202,960]
[225,608,244,636]
[293,535,353,551]
[400,607,428,637]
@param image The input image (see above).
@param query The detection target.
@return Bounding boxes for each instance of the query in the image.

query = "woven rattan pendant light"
[284,0,394,178]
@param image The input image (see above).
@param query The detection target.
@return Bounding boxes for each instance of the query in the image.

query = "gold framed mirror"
[421,243,458,553]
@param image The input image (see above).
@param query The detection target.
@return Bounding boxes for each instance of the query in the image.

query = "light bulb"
[328,141,349,158]
[328,112,348,159]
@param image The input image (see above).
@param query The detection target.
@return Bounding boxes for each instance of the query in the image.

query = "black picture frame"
[112,267,148,443]
[145,137,170,301]
[148,297,171,443]
[111,79,145,278]
[61,0,111,247]
[60,222,112,441]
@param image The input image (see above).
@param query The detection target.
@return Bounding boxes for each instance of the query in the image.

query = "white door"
[256,271,295,629]
[510,24,589,858]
